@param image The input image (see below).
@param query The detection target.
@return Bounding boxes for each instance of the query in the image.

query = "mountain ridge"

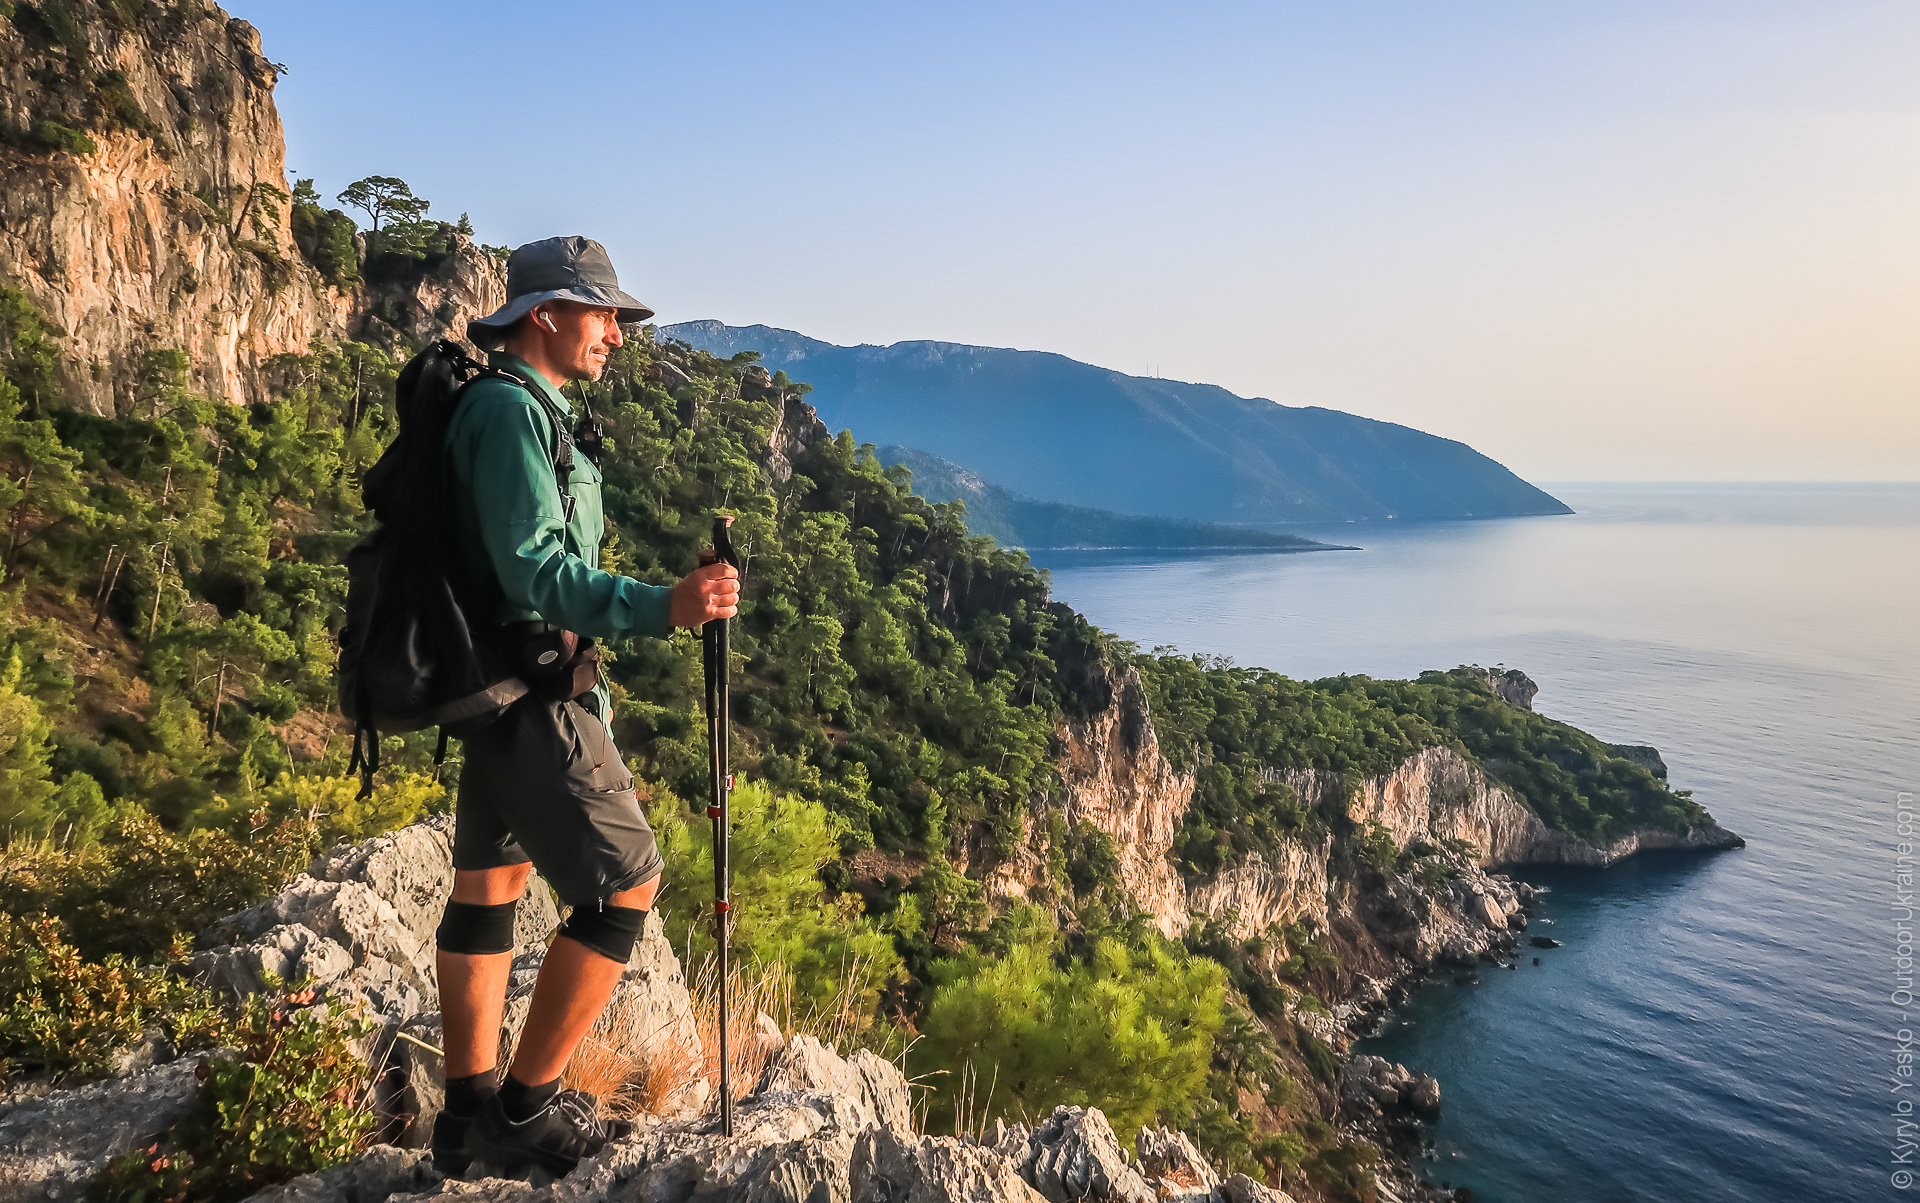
[663,320,1573,527]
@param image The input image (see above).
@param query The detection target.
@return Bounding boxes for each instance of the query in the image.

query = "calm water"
[1029,483,1920,1203]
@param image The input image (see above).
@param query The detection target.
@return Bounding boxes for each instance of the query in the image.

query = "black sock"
[499,1073,560,1123]
[445,1068,498,1118]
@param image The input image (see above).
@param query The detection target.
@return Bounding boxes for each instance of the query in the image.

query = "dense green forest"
[0,187,1704,1200]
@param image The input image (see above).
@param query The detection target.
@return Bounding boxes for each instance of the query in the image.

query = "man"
[428,236,738,1176]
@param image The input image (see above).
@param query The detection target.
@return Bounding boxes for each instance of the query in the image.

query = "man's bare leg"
[508,875,661,1085]
[438,863,534,1078]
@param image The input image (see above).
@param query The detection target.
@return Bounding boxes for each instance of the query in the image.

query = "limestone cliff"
[1045,664,1742,945]
[0,0,503,412]
[1054,665,1197,937]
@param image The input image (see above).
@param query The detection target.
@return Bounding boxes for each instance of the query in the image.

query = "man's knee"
[437,898,518,956]
[556,904,647,964]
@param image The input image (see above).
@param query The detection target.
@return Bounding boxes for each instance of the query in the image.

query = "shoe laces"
[552,1089,608,1140]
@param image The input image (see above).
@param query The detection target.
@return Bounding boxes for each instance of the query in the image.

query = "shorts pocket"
[559,701,633,795]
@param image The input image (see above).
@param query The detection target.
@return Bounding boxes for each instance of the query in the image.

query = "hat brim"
[466,285,655,346]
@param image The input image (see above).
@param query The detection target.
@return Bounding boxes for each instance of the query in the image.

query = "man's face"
[538,301,624,381]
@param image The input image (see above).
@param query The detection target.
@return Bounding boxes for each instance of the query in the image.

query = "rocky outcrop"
[0,0,509,413]
[1015,1105,1156,1203]
[1138,1125,1224,1202]
[1340,1055,1441,1117]
[1043,665,1739,948]
[765,392,829,484]
[195,814,562,1020]
[1608,743,1669,779]
[350,233,505,355]
[1055,665,1196,937]
[1288,744,1739,872]
[1464,666,1538,710]
[0,0,351,410]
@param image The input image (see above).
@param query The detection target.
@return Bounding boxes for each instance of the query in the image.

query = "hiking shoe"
[430,1108,475,1174]
[464,1089,622,1177]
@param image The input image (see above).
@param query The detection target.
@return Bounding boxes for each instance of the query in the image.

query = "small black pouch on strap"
[510,621,601,701]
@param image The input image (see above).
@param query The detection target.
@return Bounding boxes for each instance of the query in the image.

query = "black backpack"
[338,339,580,795]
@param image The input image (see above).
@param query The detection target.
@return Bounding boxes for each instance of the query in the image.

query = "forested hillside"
[0,276,1714,1198]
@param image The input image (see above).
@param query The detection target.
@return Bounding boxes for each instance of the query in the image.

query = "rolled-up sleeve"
[459,395,673,639]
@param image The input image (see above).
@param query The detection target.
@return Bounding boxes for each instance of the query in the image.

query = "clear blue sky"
[248,1,1919,481]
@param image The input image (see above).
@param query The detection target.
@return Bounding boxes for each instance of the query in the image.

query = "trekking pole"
[699,515,741,1137]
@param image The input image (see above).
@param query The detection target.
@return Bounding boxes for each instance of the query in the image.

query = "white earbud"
[538,311,559,333]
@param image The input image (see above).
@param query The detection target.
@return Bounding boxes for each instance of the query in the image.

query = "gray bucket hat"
[466,235,654,346]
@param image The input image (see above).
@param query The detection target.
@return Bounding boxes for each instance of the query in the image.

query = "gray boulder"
[1017,1105,1156,1203]
[852,1126,1048,1202]
[1406,1073,1442,1111]
[1221,1172,1299,1203]
[1468,892,1507,930]
[187,922,354,1000]
[756,1036,913,1137]
[199,816,562,1017]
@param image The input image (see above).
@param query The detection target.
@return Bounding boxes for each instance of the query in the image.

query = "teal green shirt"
[444,352,673,716]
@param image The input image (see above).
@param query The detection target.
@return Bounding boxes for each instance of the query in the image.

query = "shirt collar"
[488,351,574,418]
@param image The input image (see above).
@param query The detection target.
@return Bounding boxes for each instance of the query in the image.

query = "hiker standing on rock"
[430,237,738,1175]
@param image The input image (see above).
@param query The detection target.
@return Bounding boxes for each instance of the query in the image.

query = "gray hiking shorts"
[452,695,664,907]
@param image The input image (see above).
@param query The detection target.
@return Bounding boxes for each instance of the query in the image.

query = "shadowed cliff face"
[0,0,502,412]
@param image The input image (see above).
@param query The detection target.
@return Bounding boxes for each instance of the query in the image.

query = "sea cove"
[1033,482,1918,1201]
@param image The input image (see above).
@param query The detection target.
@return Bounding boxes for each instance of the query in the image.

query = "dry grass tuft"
[560,986,704,1120]
[558,950,902,1121]
[688,955,788,1105]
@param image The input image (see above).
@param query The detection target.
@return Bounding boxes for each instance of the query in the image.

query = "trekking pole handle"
[699,515,741,576]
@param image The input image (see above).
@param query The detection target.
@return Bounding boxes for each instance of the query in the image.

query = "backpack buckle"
[562,492,577,524]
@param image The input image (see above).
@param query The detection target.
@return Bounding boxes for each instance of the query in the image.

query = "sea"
[1027,482,1920,1203]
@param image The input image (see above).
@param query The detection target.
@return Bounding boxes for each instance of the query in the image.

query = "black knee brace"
[557,904,647,964]
[436,899,518,956]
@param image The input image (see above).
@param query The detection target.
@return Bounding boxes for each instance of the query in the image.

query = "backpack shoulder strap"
[472,366,579,522]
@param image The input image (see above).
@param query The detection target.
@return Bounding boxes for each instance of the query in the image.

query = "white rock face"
[1054,666,1197,937]
[0,4,349,410]
[1185,837,1333,940]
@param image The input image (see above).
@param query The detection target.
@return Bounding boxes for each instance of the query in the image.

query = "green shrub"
[652,780,903,1028]
[27,119,95,156]
[0,811,318,961]
[914,911,1226,1140]
[289,181,360,289]
[93,988,377,1202]
[0,913,228,1084]
[1293,1025,1339,1086]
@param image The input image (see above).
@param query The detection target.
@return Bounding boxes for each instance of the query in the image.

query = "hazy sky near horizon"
[252,1,1917,482]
